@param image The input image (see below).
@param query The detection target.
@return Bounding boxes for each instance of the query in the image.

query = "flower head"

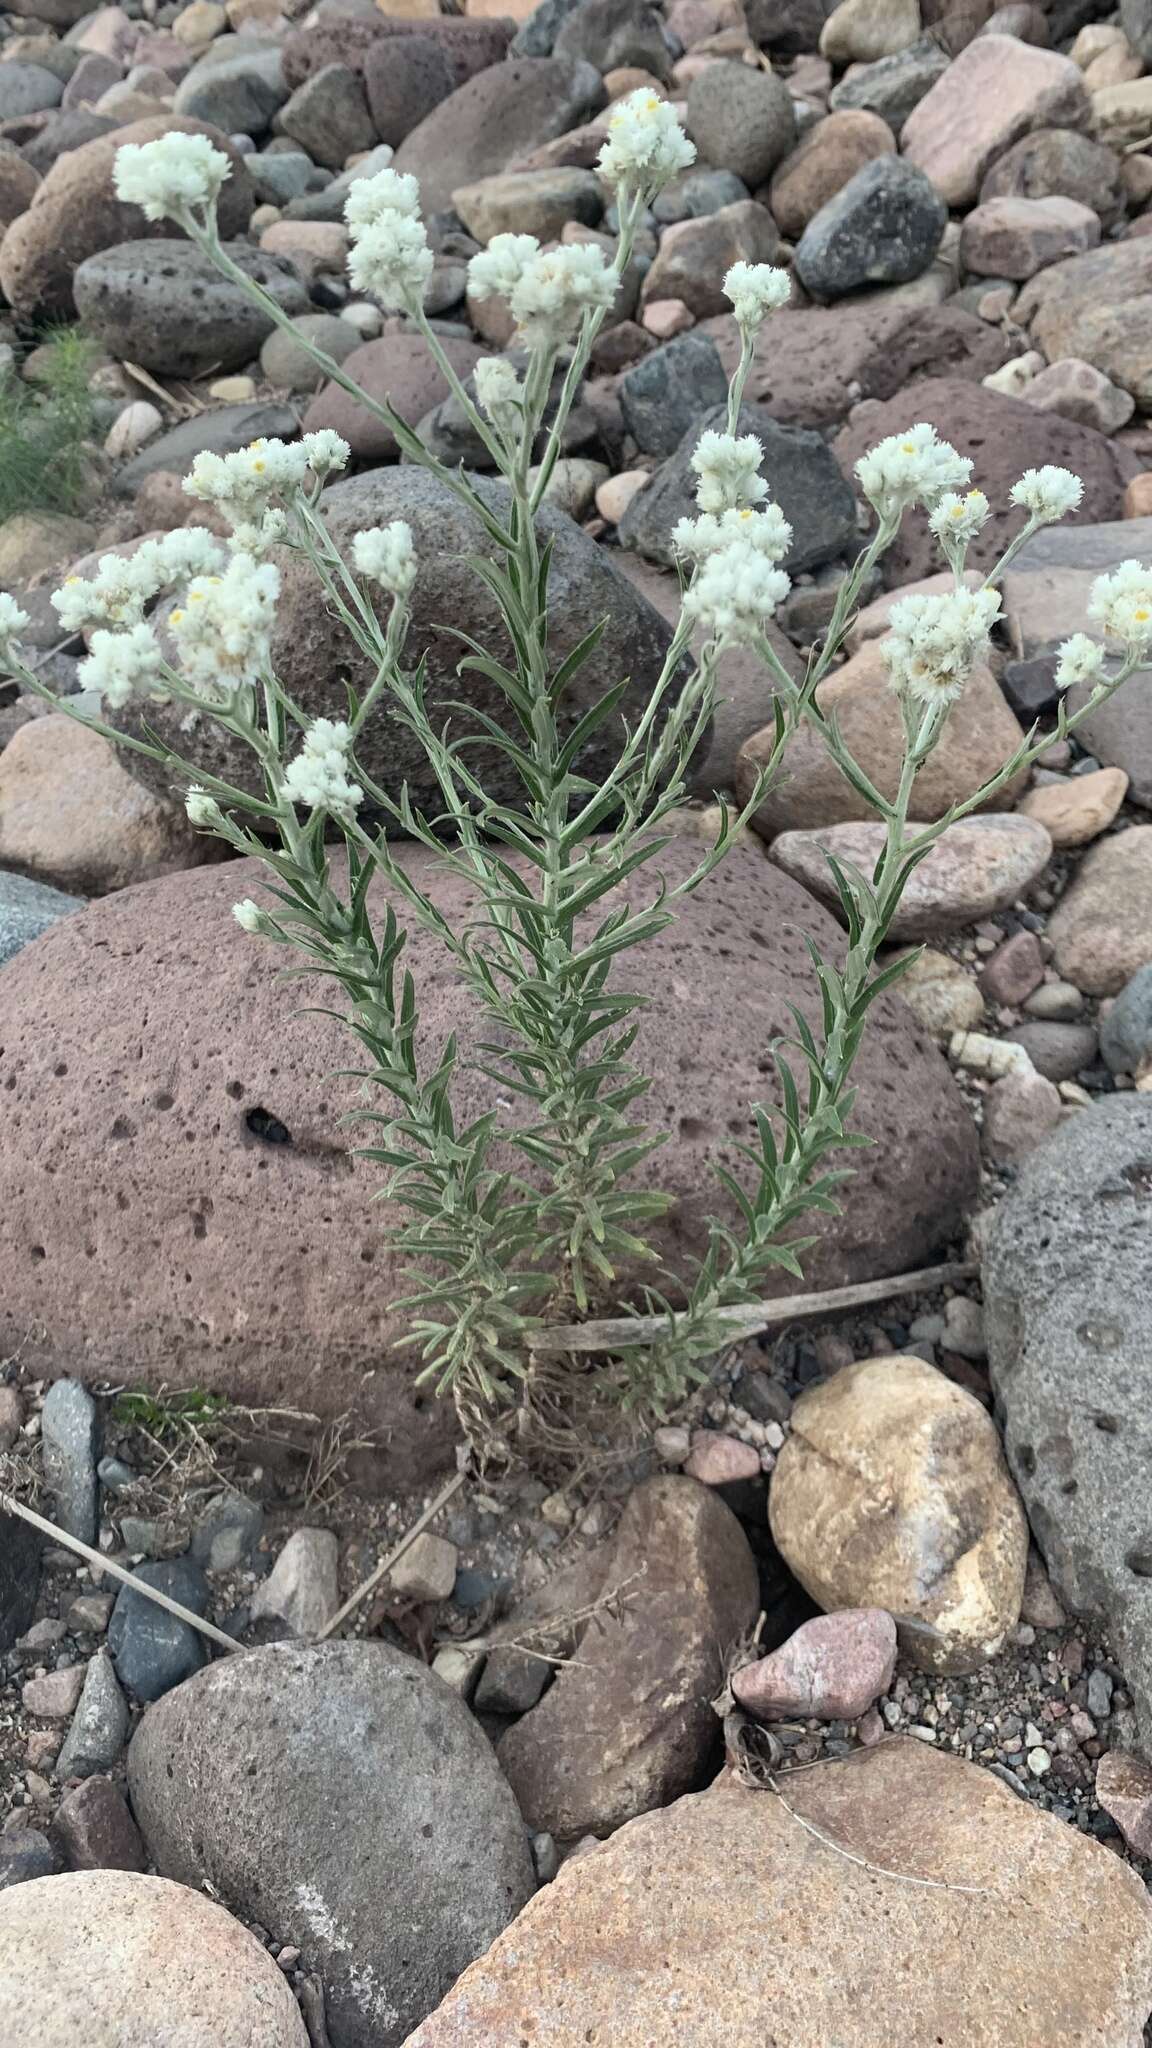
[185,786,224,828]
[928,490,991,549]
[881,585,1002,705]
[1010,466,1083,525]
[113,133,231,223]
[683,541,790,644]
[344,168,431,308]
[0,592,30,659]
[724,261,791,329]
[473,356,523,430]
[232,898,266,934]
[1087,559,1152,652]
[300,429,350,478]
[352,521,417,600]
[342,164,415,231]
[467,235,540,304]
[78,621,167,708]
[597,89,696,196]
[855,424,972,521]
[1054,633,1108,690]
[168,553,280,699]
[282,717,363,818]
[509,243,617,348]
[690,430,766,515]
[672,503,792,564]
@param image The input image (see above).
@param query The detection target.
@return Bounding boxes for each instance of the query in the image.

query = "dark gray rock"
[1100,965,1152,1076]
[511,0,586,55]
[1122,0,1152,65]
[829,38,950,136]
[127,1640,535,2048]
[54,1652,129,1781]
[0,1512,40,1655]
[473,1645,552,1715]
[113,401,299,495]
[363,33,454,146]
[247,149,314,207]
[191,1491,263,1571]
[1000,656,1059,724]
[0,65,63,120]
[173,48,288,135]
[108,1559,209,1702]
[618,333,728,458]
[553,0,670,78]
[618,400,857,573]
[1013,1021,1099,1082]
[74,241,309,379]
[41,1379,99,1545]
[685,60,796,188]
[281,142,396,223]
[277,62,376,170]
[652,168,749,224]
[744,0,834,55]
[985,1097,1152,1754]
[0,871,83,966]
[0,1831,60,1889]
[795,157,947,301]
[22,108,116,175]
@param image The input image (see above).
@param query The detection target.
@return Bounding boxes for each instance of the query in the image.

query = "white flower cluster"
[169,553,280,698]
[881,585,1002,706]
[1010,466,1083,525]
[352,521,417,599]
[0,591,31,658]
[684,549,791,645]
[927,490,990,549]
[855,424,972,521]
[466,234,616,348]
[113,132,231,223]
[185,786,224,828]
[724,260,791,329]
[1087,559,1152,652]
[596,88,696,195]
[672,503,792,564]
[183,432,348,528]
[53,530,225,633]
[344,167,433,309]
[282,717,363,817]
[467,234,539,303]
[80,622,166,709]
[232,898,267,934]
[678,431,791,641]
[473,355,522,430]
[690,430,767,515]
[1054,632,1108,690]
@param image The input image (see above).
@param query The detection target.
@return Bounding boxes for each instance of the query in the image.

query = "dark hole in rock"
[245,1106,292,1146]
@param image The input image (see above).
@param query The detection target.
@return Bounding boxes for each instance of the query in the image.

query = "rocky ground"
[5,0,1152,2038]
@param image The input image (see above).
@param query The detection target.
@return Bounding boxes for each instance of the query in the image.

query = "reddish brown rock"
[770,815,1053,939]
[1096,1748,1152,1858]
[52,1776,145,1873]
[833,378,1138,587]
[641,199,779,318]
[394,57,606,220]
[901,36,1091,208]
[977,930,1044,1006]
[732,1608,897,1720]
[981,1068,1063,1164]
[0,839,978,1484]
[959,194,1099,280]
[978,126,1124,227]
[301,331,484,464]
[498,1477,759,1839]
[768,109,894,239]
[1048,825,1152,994]
[0,113,252,320]
[683,1430,762,1483]
[281,12,513,93]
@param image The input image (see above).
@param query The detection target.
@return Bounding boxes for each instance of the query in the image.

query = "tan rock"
[1069,21,1128,67]
[0,511,94,586]
[1048,824,1152,994]
[769,814,1053,940]
[901,35,1091,208]
[595,468,649,522]
[819,0,921,65]
[171,0,227,41]
[1124,472,1152,517]
[1017,766,1128,847]
[404,1742,1152,2048]
[769,1354,1028,1673]
[982,1066,1063,1163]
[451,167,601,244]
[1016,237,1152,404]
[1021,356,1134,434]
[959,194,1100,280]
[768,108,894,240]
[1084,40,1143,89]
[892,945,985,1036]
[1092,75,1152,143]
[0,1870,309,2045]
[641,295,695,336]
[258,220,348,282]
[498,1477,759,1839]
[0,716,223,897]
[736,644,1027,842]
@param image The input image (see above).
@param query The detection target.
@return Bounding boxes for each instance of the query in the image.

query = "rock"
[652,167,749,225]
[977,929,1044,1005]
[771,814,1052,939]
[1048,826,1152,995]
[0,510,96,585]
[260,311,360,392]
[499,1477,759,1839]
[0,1831,59,1890]
[1013,1019,1098,1081]
[641,199,780,317]
[982,1067,1063,1164]
[0,1511,40,1656]
[0,1870,308,2044]
[258,220,348,286]
[0,114,252,321]
[1017,766,1128,847]
[894,946,984,1035]
[684,61,796,186]
[1093,76,1152,146]
[108,1558,209,1701]
[0,139,39,236]
[985,1095,1152,1750]
[23,1664,87,1719]
[511,0,586,56]
[1100,962,1152,1076]
[363,33,454,146]
[617,332,727,457]
[1125,474,1152,518]
[833,379,1135,588]
[191,1490,263,1571]
[829,36,948,133]
[0,1389,22,1453]
[276,64,376,169]
[41,1379,99,1545]
[1022,358,1134,436]
[794,155,944,299]
[301,332,483,464]
[0,65,64,120]
[553,0,669,75]
[473,1647,550,1715]
[978,125,1124,228]
[54,1652,129,1781]
[113,399,299,493]
[0,839,979,1465]
[127,1640,534,2048]
[737,646,1025,841]
[682,1430,762,1483]
[0,716,223,898]
[249,1527,340,1634]
[0,870,83,967]
[74,236,307,379]
[452,166,601,244]
[820,0,921,64]
[387,1531,458,1603]
[595,468,649,520]
[1016,241,1152,409]
[771,1354,1028,1673]
[901,36,1091,208]
[395,57,605,220]
[1096,1750,1152,1857]
[285,15,513,96]
[732,1608,897,1721]
[104,400,164,461]
[173,46,287,134]
[768,109,894,239]
[52,1775,145,1871]
[960,195,1099,281]
[620,399,856,572]
[404,1739,1152,2047]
